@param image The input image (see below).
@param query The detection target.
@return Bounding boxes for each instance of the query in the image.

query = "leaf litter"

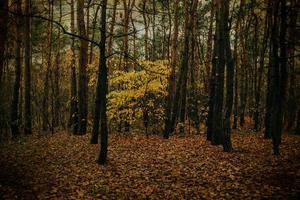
[0,132,300,199]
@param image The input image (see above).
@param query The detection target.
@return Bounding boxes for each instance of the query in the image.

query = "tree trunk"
[142,0,149,60]
[24,0,32,134]
[10,0,22,137]
[68,0,79,134]
[254,7,269,131]
[77,0,89,134]
[285,0,298,131]
[42,1,53,132]
[223,0,233,152]
[164,0,180,139]
[0,0,8,85]
[269,0,288,155]
[107,0,118,56]
[204,0,214,92]
[211,0,225,145]
[96,0,109,165]
[295,109,300,135]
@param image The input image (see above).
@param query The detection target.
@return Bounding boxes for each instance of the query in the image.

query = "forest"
[0,0,300,199]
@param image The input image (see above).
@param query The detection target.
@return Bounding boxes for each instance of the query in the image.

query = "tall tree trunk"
[211,0,225,145]
[42,1,53,132]
[107,0,118,56]
[223,0,233,152]
[206,0,218,141]
[94,0,109,164]
[204,0,214,92]
[89,5,101,64]
[68,0,79,134]
[122,0,130,71]
[254,6,269,131]
[178,0,198,135]
[285,0,298,131]
[24,0,32,134]
[269,0,288,155]
[164,0,180,139]
[295,109,300,135]
[10,0,22,137]
[77,0,89,134]
[151,0,156,60]
[142,0,149,60]
[0,0,8,85]
[53,0,62,128]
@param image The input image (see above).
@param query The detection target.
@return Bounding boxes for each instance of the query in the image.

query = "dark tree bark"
[53,0,62,128]
[42,0,53,132]
[254,6,269,131]
[164,0,180,139]
[68,0,78,134]
[169,0,195,135]
[211,0,225,145]
[89,5,100,65]
[295,109,300,135]
[204,0,215,92]
[0,0,8,85]
[24,0,32,134]
[178,0,197,135]
[107,0,118,56]
[94,0,109,164]
[207,0,218,142]
[268,0,288,155]
[285,0,298,131]
[10,0,22,137]
[223,0,233,152]
[77,0,89,134]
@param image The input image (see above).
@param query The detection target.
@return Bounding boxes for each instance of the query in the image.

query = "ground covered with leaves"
[0,132,300,199]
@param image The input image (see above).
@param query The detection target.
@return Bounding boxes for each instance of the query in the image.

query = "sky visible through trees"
[0,0,300,199]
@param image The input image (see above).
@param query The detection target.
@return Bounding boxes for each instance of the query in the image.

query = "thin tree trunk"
[95,0,109,165]
[204,0,214,92]
[211,0,225,145]
[164,0,180,139]
[254,7,269,131]
[223,0,233,152]
[24,0,32,134]
[10,0,22,137]
[285,0,298,131]
[42,1,53,132]
[107,0,118,56]
[0,0,8,85]
[142,0,149,60]
[77,0,89,134]
[68,0,79,134]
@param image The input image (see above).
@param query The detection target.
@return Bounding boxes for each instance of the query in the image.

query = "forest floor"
[0,131,300,199]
